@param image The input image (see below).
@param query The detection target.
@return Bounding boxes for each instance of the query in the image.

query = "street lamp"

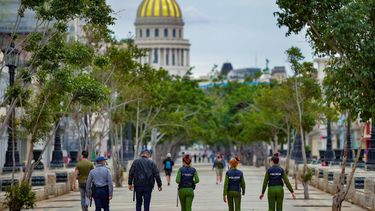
[2,41,21,172]
[50,120,65,168]
[344,122,354,165]
[366,123,375,170]
[324,119,335,164]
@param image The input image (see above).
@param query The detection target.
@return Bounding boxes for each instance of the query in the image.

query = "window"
[139,29,143,38]
[181,49,184,66]
[166,49,169,65]
[146,29,150,37]
[164,29,168,38]
[153,48,158,64]
[172,49,175,65]
[173,29,176,38]
[155,28,159,37]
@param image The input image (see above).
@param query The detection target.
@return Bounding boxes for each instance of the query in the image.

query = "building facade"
[271,66,287,82]
[134,0,191,77]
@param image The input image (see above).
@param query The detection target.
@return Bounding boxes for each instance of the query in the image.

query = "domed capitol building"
[135,0,191,77]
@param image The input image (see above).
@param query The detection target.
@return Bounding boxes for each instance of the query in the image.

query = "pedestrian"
[210,153,215,163]
[198,153,202,163]
[86,156,113,211]
[193,154,197,163]
[213,155,226,184]
[223,157,245,211]
[163,153,175,186]
[176,154,199,211]
[128,149,162,211]
[73,150,94,211]
[202,151,207,163]
[259,155,296,211]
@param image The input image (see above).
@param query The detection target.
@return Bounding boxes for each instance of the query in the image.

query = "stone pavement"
[33,163,366,211]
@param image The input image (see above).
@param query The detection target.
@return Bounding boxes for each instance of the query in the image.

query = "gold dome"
[137,0,182,18]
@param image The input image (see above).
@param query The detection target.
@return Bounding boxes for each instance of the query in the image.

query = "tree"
[275,1,374,209]
[286,47,322,199]
[2,0,114,210]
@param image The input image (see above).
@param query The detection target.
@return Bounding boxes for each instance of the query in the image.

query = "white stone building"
[134,0,191,77]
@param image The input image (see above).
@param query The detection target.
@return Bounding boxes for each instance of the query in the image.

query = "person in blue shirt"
[163,153,174,186]
[176,154,199,211]
[223,157,245,211]
[86,156,113,211]
[259,155,296,211]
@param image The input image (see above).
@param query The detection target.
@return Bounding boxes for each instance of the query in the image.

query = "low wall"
[0,169,75,210]
[281,159,375,210]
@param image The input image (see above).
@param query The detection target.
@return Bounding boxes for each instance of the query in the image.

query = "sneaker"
[168,183,170,186]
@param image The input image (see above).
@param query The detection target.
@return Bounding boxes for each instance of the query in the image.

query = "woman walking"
[223,157,245,211]
[259,155,296,211]
[176,154,199,211]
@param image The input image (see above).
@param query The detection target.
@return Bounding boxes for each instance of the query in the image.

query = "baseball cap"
[96,156,107,163]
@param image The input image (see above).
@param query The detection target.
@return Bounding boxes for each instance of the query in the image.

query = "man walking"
[163,153,174,186]
[128,149,162,211]
[73,150,94,211]
[86,156,113,211]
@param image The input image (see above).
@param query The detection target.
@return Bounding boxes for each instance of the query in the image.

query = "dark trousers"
[135,186,153,211]
[93,186,110,211]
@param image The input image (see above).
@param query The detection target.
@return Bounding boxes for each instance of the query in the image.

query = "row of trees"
[2,2,212,210]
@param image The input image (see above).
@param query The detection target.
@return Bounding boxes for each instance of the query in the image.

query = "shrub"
[3,182,36,211]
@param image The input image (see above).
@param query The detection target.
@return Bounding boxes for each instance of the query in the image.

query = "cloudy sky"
[106,0,313,77]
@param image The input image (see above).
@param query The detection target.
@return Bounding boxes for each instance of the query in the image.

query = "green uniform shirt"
[176,166,200,185]
[261,165,293,194]
[223,168,246,196]
[76,159,94,184]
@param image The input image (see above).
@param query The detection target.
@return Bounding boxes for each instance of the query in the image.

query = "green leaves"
[72,74,109,107]
[4,182,36,210]
[276,0,375,121]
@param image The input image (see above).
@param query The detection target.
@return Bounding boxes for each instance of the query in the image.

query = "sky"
[106,0,314,77]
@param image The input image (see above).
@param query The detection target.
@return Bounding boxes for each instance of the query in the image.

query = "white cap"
[167,153,171,157]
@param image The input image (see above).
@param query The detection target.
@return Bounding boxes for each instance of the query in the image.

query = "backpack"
[165,160,172,170]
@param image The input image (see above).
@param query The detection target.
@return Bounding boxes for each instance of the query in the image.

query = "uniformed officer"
[86,156,113,211]
[259,155,296,211]
[176,154,199,211]
[223,157,245,211]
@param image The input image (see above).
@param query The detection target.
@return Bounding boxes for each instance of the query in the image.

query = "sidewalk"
[33,163,366,211]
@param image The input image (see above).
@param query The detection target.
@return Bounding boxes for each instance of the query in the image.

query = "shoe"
[168,183,170,186]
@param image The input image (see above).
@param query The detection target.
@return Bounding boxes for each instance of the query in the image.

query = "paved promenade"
[33,163,366,211]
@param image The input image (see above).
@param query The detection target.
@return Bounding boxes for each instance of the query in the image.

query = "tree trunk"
[238,144,253,166]
[113,125,123,187]
[294,164,298,190]
[302,179,309,199]
[294,70,309,199]
[285,124,291,174]
[273,134,279,155]
[134,100,140,159]
[332,118,364,210]
[22,140,34,183]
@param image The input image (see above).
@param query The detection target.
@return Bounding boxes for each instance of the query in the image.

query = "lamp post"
[345,121,354,165]
[324,120,335,164]
[291,133,303,164]
[366,123,375,170]
[50,121,64,168]
[2,41,21,172]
